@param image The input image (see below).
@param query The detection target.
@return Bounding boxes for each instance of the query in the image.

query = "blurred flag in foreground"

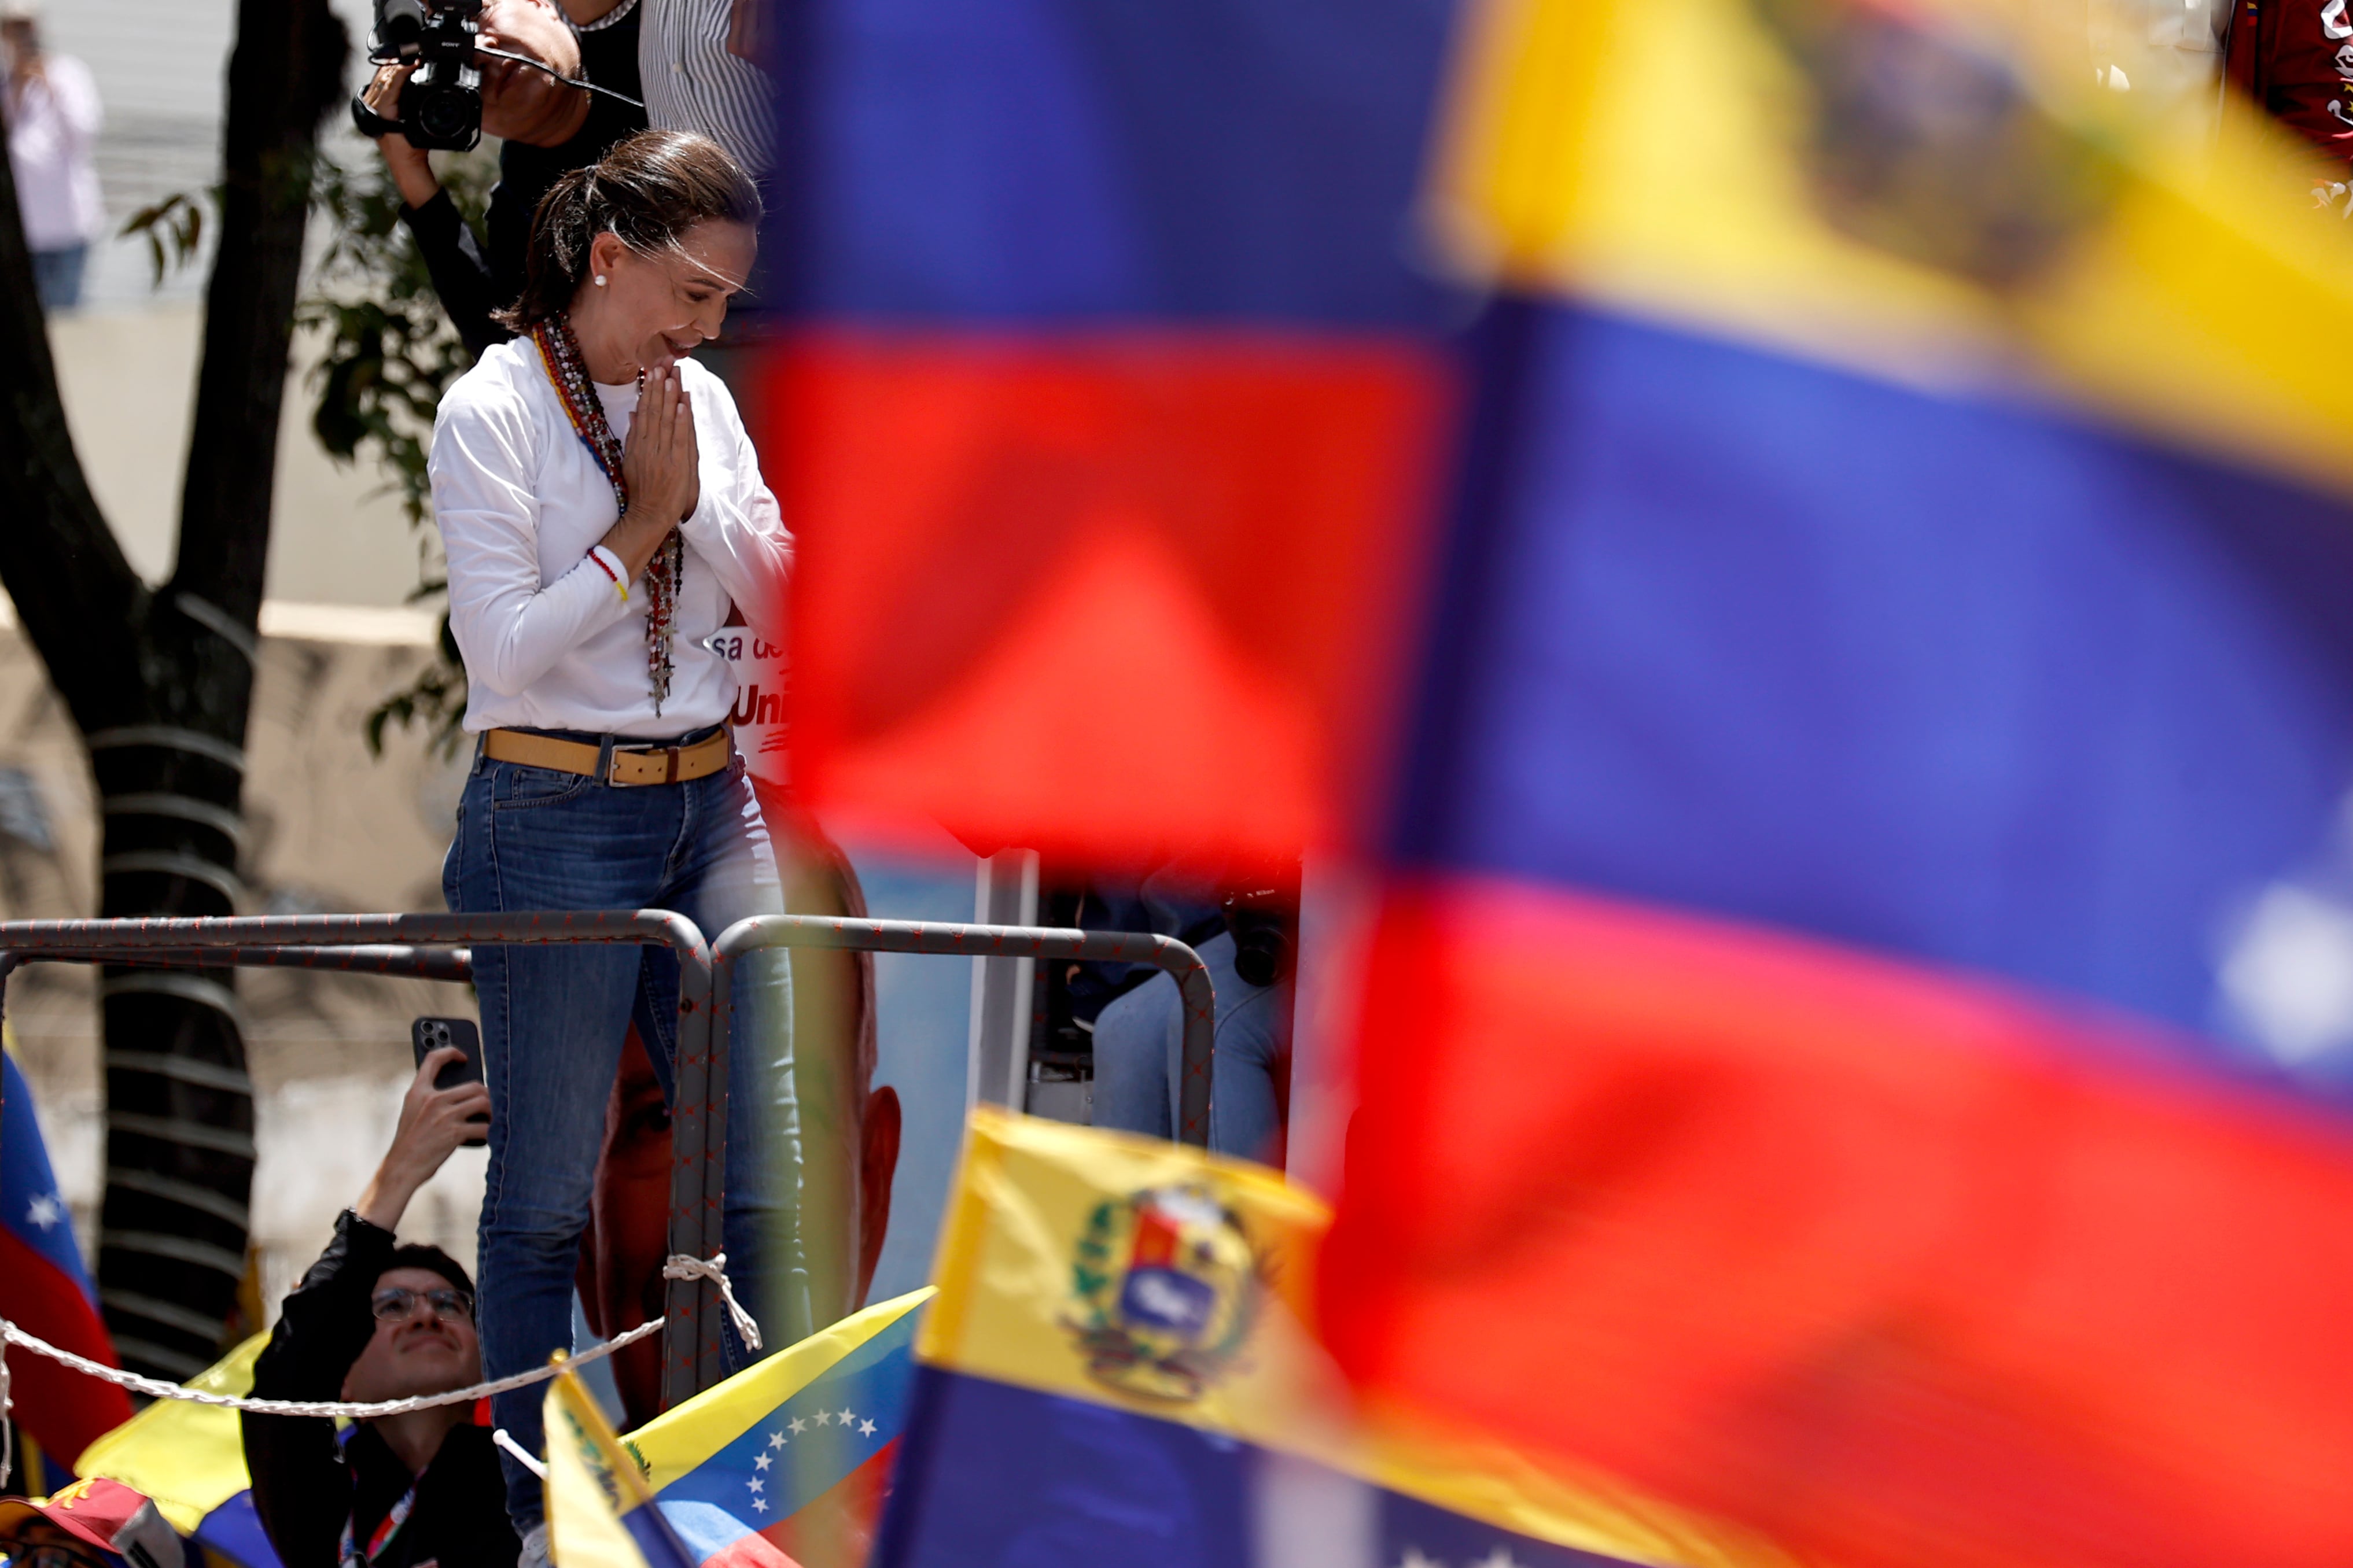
[624,1289,930,1568]
[1320,3,2353,1568]
[770,0,1460,869]
[4,1043,134,1472]
[873,1108,1802,1568]
[549,1370,702,1568]
[76,1333,282,1568]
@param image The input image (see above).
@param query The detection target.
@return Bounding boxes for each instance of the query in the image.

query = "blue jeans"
[444,740,797,1532]
[1091,931,1286,1160]
[31,245,85,311]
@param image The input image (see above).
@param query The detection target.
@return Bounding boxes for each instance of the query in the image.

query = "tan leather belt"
[483,727,734,787]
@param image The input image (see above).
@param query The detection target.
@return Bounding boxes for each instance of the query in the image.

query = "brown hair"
[496,129,763,331]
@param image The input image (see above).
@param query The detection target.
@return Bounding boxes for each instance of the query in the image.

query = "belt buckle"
[606,742,682,787]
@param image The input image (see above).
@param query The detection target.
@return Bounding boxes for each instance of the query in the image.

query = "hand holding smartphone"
[410,1016,489,1148]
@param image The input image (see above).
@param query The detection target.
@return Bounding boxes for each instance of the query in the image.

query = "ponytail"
[496,130,763,332]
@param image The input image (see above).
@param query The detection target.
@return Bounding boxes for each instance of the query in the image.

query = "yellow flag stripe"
[1437,0,2353,500]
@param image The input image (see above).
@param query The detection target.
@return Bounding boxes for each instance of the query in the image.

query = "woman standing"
[428,130,790,1551]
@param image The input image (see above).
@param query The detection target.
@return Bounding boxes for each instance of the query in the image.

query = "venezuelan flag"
[768,0,1461,869]
[1319,3,2353,1568]
[873,1108,1805,1568]
[3,1041,133,1470]
[75,1334,282,1568]
[624,1289,930,1568]
[549,1369,702,1568]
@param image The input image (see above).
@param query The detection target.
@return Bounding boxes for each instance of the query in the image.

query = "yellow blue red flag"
[872,1108,1804,1568]
[624,1289,931,1568]
[75,1334,281,1568]
[1319,4,2353,1568]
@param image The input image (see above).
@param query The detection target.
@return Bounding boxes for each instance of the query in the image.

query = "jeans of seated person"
[445,745,798,1534]
[31,244,86,311]
[1091,931,1286,1160]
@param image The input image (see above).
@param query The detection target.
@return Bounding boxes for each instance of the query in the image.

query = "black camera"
[354,0,484,153]
[1223,885,1298,990]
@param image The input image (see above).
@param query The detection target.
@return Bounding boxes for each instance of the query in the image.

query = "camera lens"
[411,85,480,148]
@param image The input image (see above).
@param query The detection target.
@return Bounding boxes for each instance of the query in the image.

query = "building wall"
[0,605,481,1319]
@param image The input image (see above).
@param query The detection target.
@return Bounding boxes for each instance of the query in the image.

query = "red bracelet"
[588,545,628,601]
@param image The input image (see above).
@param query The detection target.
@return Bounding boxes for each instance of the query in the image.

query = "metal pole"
[660,929,717,1410]
[713,916,1215,1144]
[27,945,475,983]
[0,911,717,1410]
[0,910,1216,1407]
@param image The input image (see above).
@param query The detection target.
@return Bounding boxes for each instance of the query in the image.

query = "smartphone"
[410,1015,489,1148]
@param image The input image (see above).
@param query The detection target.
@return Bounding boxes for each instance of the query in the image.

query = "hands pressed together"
[601,360,701,581]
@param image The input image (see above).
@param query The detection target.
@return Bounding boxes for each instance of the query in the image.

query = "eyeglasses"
[370,1285,475,1323]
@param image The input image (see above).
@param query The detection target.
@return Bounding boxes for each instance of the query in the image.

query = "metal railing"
[684,913,1214,1393]
[0,909,1214,1408]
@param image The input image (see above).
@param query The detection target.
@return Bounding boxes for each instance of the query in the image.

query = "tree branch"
[0,108,148,732]
[170,0,349,626]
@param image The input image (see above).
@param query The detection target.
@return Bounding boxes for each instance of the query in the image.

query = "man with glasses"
[240,1047,517,1568]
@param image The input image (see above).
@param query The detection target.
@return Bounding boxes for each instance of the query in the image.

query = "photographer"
[240,1046,517,1568]
[361,0,646,355]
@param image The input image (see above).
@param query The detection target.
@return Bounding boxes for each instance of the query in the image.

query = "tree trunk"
[0,0,346,1378]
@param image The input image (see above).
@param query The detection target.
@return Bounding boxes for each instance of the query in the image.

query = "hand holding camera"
[360,63,443,209]
[352,0,643,154]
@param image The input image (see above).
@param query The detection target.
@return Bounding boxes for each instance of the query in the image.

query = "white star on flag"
[1397,1550,1444,1568]
[750,1497,767,1515]
[25,1193,62,1230]
[837,1408,854,1425]
[789,1416,808,1436]
[747,1478,763,1495]
[858,1419,877,1437]
[1471,1549,1524,1568]
[753,1452,772,1471]
[815,1410,832,1426]
[767,1430,785,1450]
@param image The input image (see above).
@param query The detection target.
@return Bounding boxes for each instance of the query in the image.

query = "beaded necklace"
[533,313,683,713]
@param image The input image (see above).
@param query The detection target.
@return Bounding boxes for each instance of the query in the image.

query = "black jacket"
[402,1,647,356]
[241,1212,520,1568]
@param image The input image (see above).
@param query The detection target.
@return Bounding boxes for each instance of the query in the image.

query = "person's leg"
[662,761,809,1359]
[1092,971,1179,1140]
[1143,932,1286,1160]
[1202,965,1287,1162]
[451,757,680,1531]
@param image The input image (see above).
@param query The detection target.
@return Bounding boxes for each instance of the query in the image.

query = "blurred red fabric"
[769,330,1450,871]
[1321,877,2353,1568]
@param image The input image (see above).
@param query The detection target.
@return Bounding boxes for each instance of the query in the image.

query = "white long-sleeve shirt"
[430,337,792,738]
[4,54,102,250]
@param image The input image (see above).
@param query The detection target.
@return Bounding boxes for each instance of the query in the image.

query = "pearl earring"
[594,274,607,287]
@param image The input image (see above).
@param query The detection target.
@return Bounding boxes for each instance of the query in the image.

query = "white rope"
[0,1252,757,1425]
[661,1252,761,1351]
[0,1315,664,1421]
